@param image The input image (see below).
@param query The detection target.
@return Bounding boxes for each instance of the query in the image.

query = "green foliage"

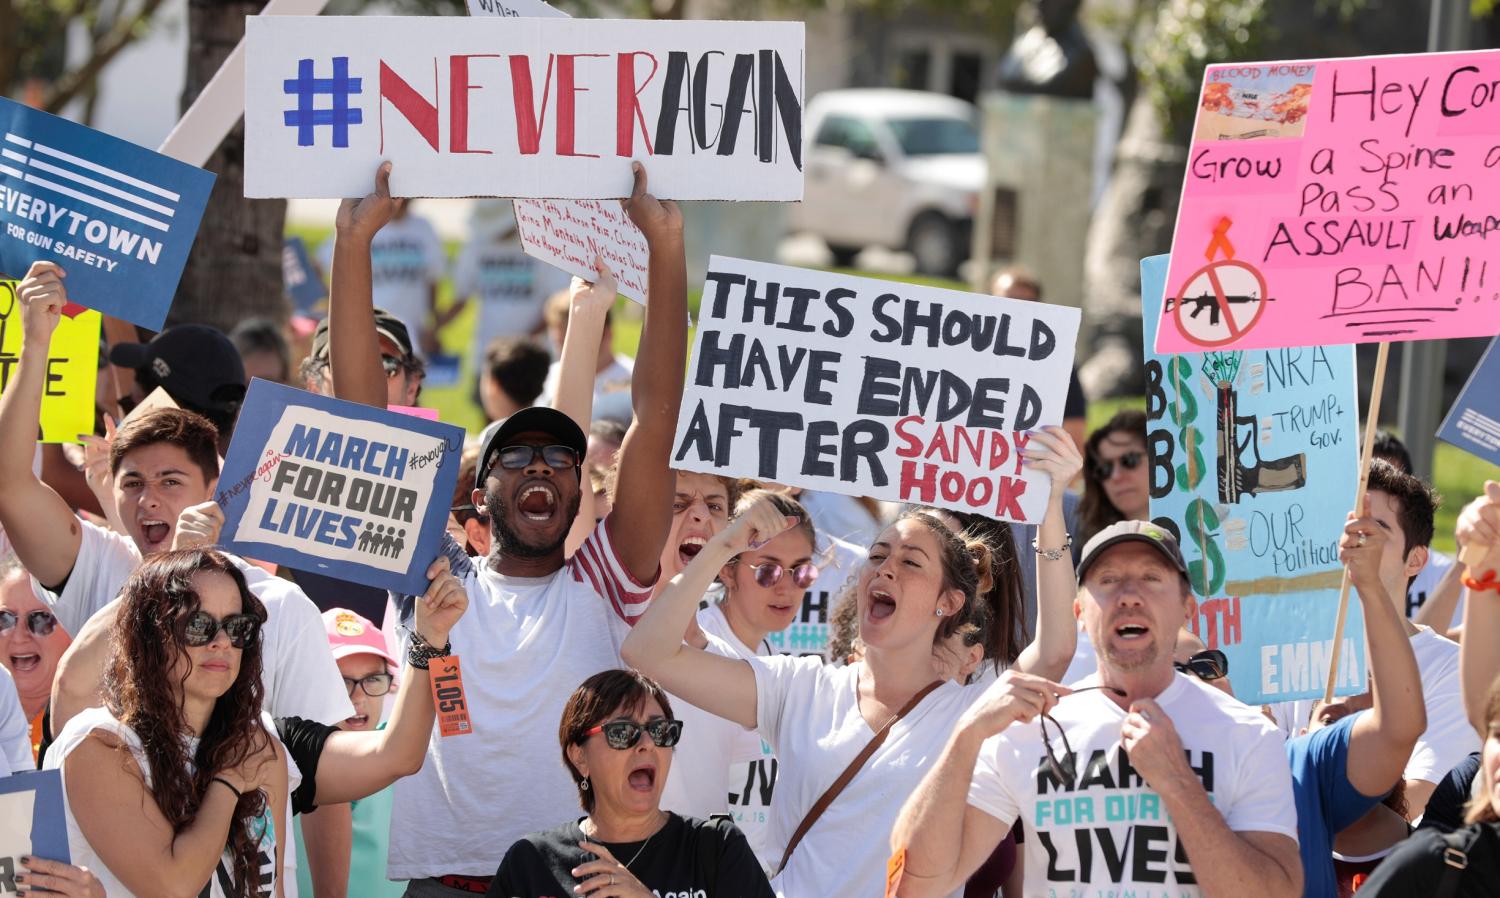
[1135,0,1273,139]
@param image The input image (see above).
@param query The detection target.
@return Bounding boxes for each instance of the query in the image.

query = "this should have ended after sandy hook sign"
[243,17,804,200]
[673,258,1081,526]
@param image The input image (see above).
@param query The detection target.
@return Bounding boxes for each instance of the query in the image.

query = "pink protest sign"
[1157,51,1500,353]
[513,199,650,305]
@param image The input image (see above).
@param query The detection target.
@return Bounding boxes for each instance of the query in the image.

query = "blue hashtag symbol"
[283,57,363,147]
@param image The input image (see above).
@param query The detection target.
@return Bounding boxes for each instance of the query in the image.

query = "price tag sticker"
[885,847,905,898]
[428,655,472,737]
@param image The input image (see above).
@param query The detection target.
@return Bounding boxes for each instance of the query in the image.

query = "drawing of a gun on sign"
[1204,351,1307,503]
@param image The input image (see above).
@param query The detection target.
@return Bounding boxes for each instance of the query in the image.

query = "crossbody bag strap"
[773,680,944,877]
[1433,825,1484,898]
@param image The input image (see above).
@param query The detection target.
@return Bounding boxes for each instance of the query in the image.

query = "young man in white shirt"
[327,162,687,897]
[1275,461,1477,825]
[892,520,1303,898]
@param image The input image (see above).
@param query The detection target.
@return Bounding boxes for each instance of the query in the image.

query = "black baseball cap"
[1076,520,1191,583]
[477,407,588,488]
[310,308,415,361]
[109,325,247,419]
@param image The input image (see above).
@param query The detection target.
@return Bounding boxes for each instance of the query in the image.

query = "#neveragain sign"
[0,98,215,330]
[0,279,101,443]
[217,379,464,594]
[1158,50,1500,352]
[1143,254,1363,703]
[673,257,1081,524]
[243,16,804,200]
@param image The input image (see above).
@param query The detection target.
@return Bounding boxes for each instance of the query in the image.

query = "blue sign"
[1438,335,1500,468]
[282,236,327,315]
[0,770,70,870]
[217,379,464,594]
[0,98,215,331]
[1143,254,1364,704]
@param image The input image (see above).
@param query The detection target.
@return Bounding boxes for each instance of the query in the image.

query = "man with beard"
[326,161,687,897]
[892,521,1303,898]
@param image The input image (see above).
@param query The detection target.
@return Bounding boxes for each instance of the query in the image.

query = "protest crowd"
[5,8,1500,898]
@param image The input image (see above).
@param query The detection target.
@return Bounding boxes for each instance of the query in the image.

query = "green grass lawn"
[288,231,1496,553]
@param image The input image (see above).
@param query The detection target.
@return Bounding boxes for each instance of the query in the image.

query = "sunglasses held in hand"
[1174,649,1229,681]
[1040,685,1128,784]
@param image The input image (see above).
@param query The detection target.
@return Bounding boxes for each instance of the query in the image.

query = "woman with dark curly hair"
[1077,409,1150,546]
[45,548,288,898]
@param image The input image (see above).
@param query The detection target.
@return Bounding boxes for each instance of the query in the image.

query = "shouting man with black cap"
[326,161,687,897]
[892,520,1303,898]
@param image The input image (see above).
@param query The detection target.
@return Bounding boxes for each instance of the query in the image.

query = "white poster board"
[673,257,1082,525]
[243,17,805,200]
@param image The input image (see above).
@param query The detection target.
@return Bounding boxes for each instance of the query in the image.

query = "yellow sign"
[0,280,101,443]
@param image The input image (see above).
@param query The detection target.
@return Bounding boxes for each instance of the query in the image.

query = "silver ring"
[1357,533,1367,547]
[610,875,615,886]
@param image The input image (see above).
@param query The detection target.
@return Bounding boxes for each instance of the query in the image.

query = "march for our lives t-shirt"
[1287,712,1385,898]
[967,672,1298,897]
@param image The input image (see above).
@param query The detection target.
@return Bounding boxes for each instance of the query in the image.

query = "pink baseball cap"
[323,608,397,669]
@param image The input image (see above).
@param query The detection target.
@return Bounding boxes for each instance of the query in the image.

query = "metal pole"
[1399,0,1468,479]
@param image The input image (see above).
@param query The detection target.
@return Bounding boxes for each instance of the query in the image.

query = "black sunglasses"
[1093,451,1144,481]
[582,718,684,750]
[496,444,580,470]
[0,609,57,638]
[1174,649,1229,681]
[750,561,819,589]
[344,672,395,697]
[182,611,260,649]
[1039,685,1128,784]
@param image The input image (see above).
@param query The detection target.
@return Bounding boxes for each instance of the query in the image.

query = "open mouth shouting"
[626,761,658,793]
[139,518,172,550]
[515,482,560,523]
[1112,620,1152,642]
[9,653,40,673]
[677,536,707,568]
[344,712,372,730]
[867,586,897,622]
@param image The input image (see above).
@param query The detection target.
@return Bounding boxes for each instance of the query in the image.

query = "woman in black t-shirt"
[488,670,773,898]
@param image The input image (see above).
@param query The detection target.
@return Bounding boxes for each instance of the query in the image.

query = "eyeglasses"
[496,444,580,470]
[1093,451,1144,481]
[1174,649,1229,681]
[750,561,819,589]
[182,611,260,649]
[344,672,395,697]
[582,718,684,750]
[1039,685,1127,785]
[0,609,57,638]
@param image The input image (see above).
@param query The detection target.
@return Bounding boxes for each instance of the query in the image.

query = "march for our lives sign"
[1438,335,1500,468]
[217,379,463,594]
[0,98,215,331]
[0,770,70,882]
[1142,254,1364,704]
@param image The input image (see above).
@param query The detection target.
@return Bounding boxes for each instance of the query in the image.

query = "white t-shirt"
[0,665,32,774]
[658,627,764,821]
[386,520,655,880]
[453,237,567,366]
[968,672,1299,896]
[797,490,880,550]
[762,534,866,662]
[318,214,446,347]
[750,654,977,898]
[1060,621,1098,686]
[538,355,635,425]
[31,519,355,725]
[47,707,298,898]
[1269,626,1477,785]
[698,603,778,868]
[1406,548,1458,625]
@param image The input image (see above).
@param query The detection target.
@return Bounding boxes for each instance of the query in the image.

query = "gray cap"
[1076,520,1190,582]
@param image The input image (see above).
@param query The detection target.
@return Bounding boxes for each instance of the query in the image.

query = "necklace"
[582,815,660,869]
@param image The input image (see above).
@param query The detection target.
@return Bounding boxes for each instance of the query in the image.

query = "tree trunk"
[169,0,288,334]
